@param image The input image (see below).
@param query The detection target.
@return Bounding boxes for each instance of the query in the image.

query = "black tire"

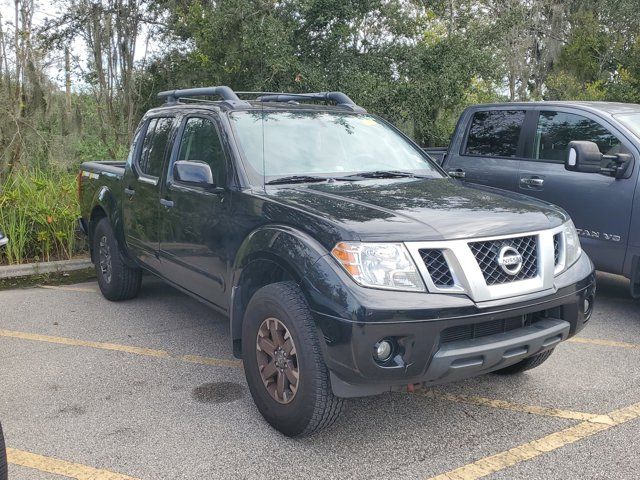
[0,422,7,480]
[242,281,343,437]
[93,218,142,301]
[492,348,555,375]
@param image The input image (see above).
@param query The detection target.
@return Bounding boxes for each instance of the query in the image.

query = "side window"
[464,110,525,157]
[533,111,623,163]
[138,117,173,178]
[176,117,225,185]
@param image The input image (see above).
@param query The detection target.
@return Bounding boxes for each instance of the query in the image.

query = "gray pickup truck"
[430,102,640,298]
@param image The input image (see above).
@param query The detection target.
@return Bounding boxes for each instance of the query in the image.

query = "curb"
[0,258,93,279]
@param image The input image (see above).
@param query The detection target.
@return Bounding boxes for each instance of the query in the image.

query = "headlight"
[331,242,426,292]
[564,220,582,269]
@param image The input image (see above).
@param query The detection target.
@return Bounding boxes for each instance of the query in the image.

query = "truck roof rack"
[157,86,251,108]
[237,91,367,113]
[158,86,366,112]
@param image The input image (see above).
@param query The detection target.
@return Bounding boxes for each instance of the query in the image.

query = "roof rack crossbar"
[252,91,366,112]
[157,86,250,107]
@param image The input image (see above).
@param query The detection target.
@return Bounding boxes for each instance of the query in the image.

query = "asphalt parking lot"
[1,272,639,480]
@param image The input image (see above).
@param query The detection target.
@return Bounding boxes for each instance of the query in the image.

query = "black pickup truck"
[78,87,595,436]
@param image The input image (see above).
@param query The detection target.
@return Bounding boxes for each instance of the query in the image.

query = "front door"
[443,108,526,192]
[122,116,175,272]
[518,109,636,273]
[158,115,230,308]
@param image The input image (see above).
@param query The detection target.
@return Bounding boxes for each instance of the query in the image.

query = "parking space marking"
[0,328,243,368]
[420,390,613,424]
[428,401,640,480]
[39,285,97,293]
[7,447,140,479]
[568,336,640,351]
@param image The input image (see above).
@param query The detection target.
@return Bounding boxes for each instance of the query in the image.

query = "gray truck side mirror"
[566,141,633,179]
[174,160,215,188]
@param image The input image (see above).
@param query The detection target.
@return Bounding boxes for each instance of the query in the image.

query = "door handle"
[160,198,174,208]
[124,187,135,197]
[520,177,544,187]
[448,169,466,179]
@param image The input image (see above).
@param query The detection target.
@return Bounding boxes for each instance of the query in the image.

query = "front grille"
[419,249,454,287]
[553,233,561,266]
[440,316,530,344]
[469,235,538,285]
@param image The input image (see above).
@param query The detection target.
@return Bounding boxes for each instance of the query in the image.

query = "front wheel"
[492,349,555,375]
[242,282,343,437]
[0,422,7,480]
[93,218,142,301]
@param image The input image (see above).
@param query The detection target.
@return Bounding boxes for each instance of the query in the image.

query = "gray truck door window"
[445,109,525,191]
[533,111,624,162]
[159,116,228,308]
[518,110,634,274]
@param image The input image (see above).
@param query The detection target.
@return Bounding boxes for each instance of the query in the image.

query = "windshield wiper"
[344,170,425,179]
[266,175,329,185]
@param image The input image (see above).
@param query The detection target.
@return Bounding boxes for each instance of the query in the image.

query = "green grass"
[0,169,86,265]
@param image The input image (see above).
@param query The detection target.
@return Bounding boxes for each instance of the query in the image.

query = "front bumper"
[307,254,595,398]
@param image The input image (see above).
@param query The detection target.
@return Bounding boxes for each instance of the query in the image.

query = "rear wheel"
[492,349,555,375]
[93,218,142,301]
[242,282,343,437]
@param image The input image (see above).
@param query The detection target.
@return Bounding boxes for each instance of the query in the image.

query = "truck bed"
[78,161,127,224]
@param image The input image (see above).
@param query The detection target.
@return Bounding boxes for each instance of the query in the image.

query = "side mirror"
[173,160,216,188]
[566,141,633,179]
[0,232,7,247]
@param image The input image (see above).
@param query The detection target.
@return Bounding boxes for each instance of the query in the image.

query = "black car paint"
[79,101,595,395]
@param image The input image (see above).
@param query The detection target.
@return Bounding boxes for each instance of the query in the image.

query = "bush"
[0,169,86,265]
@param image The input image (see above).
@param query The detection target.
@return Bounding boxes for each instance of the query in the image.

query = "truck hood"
[265,178,567,242]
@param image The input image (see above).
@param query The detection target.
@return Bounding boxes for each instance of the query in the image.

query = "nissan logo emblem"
[497,245,523,275]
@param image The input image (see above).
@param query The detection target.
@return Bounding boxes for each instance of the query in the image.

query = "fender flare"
[229,224,329,350]
[88,186,135,265]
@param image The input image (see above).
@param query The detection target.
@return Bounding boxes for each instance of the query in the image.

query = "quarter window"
[176,118,225,185]
[465,110,525,157]
[533,111,623,163]
[138,117,173,178]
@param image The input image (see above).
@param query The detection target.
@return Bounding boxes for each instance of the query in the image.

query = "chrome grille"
[419,249,454,287]
[553,233,561,266]
[469,235,538,285]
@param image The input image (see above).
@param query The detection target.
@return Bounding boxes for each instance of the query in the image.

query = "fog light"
[583,296,594,320]
[374,339,393,363]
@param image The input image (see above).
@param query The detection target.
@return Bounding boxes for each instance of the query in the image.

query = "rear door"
[122,116,175,272]
[443,108,526,191]
[517,108,636,273]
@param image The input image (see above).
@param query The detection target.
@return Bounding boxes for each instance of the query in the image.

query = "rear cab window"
[464,110,526,158]
[137,117,174,180]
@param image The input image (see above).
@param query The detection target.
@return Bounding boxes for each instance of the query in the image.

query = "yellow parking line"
[7,447,140,479]
[427,401,640,480]
[0,328,241,368]
[421,390,612,424]
[39,285,97,293]
[568,336,640,351]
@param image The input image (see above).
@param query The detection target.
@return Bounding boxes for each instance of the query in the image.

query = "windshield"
[615,112,640,138]
[229,111,443,184]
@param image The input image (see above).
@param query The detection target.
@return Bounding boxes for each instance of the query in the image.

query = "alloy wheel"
[98,235,112,284]
[256,317,299,404]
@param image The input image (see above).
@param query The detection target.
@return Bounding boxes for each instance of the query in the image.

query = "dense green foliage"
[0,169,81,264]
[1,0,640,264]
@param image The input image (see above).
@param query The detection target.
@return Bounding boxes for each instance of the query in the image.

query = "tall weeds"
[0,169,85,265]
